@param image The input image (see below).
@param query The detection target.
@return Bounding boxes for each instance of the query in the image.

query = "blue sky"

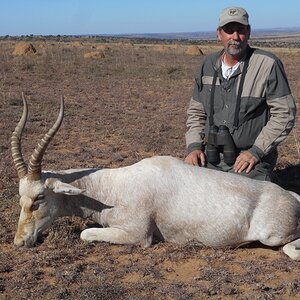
[1,0,299,36]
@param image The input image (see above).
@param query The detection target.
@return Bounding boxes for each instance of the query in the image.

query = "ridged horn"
[27,96,64,181]
[11,93,28,179]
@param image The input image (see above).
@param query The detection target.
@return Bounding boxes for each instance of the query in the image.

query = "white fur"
[14,156,300,260]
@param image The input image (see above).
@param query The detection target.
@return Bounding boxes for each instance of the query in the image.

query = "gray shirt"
[186,46,296,161]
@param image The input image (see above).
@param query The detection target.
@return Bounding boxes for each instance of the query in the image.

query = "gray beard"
[225,41,246,56]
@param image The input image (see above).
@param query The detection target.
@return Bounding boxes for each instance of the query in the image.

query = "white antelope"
[12,95,300,260]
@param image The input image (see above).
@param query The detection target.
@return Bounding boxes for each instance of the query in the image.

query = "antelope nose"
[14,236,25,247]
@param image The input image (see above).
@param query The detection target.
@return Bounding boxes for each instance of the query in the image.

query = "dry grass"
[0,36,300,299]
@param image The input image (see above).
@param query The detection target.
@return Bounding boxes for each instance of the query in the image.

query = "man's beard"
[225,40,246,56]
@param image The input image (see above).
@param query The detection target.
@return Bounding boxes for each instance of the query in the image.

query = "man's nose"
[231,31,239,39]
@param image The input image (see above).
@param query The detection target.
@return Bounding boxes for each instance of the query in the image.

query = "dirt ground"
[0,37,300,299]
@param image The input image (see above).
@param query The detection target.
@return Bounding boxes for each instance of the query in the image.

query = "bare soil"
[0,37,300,299]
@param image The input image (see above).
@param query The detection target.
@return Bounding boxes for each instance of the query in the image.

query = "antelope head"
[11,94,82,247]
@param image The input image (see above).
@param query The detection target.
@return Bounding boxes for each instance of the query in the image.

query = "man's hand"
[184,150,206,167]
[234,150,258,173]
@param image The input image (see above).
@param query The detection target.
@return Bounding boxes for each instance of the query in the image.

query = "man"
[184,7,296,181]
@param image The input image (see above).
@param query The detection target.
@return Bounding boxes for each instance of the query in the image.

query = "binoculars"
[206,125,236,165]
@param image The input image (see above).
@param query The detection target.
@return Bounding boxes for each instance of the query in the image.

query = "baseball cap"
[218,7,249,27]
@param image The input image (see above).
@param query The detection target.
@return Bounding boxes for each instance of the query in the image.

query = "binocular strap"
[209,48,254,130]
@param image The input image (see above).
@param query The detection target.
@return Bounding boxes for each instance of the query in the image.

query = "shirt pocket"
[201,76,223,115]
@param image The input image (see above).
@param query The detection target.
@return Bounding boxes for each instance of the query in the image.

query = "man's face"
[217,22,250,57]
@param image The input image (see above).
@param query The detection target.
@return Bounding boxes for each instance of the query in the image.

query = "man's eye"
[223,28,234,34]
[222,27,246,34]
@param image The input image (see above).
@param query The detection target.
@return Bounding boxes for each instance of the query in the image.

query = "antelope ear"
[45,178,85,195]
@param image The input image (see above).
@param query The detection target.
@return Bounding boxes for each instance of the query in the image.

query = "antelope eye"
[31,202,40,211]
[36,194,45,200]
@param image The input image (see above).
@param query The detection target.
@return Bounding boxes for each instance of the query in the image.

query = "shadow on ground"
[273,164,300,195]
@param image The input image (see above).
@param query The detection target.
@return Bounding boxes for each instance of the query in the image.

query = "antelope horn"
[11,93,28,179]
[28,96,64,181]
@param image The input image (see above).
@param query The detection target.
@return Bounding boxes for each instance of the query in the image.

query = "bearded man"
[184,7,296,181]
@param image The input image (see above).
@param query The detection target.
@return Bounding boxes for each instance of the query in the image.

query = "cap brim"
[219,19,249,27]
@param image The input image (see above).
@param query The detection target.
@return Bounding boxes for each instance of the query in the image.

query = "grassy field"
[0,37,300,299]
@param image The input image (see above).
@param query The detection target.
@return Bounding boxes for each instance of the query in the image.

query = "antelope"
[12,95,300,260]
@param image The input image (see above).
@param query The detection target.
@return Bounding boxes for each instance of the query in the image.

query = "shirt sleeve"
[185,62,208,153]
[185,95,207,153]
[249,58,296,160]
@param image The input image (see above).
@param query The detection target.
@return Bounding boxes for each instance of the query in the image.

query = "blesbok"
[12,95,300,260]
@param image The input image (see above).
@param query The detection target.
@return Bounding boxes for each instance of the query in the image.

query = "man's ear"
[248,25,251,39]
[216,28,222,41]
[45,178,85,195]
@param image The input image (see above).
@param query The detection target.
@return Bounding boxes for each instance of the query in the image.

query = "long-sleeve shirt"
[186,46,296,161]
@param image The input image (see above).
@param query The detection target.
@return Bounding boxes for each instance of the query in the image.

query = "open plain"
[0,36,300,299]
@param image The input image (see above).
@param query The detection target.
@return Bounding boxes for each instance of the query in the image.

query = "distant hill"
[4,27,299,48]
[114,27,300,40]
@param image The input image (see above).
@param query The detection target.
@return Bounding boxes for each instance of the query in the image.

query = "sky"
[1,0,299,36]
